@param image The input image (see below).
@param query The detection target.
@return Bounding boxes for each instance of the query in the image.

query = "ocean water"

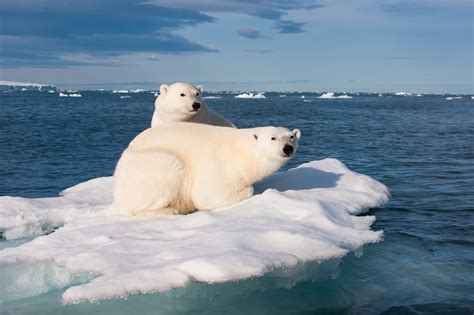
[0,91,473,314]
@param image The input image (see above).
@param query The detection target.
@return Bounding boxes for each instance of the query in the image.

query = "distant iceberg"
[0,159,389,304]
[234,92,266,99]
[203,96,222,99]
[318,92,352,99]
[59,92,69,97]
[394,91,412,96]
[120,95,131,99]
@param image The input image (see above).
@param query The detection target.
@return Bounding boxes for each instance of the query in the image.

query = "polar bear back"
[128,123,249,173]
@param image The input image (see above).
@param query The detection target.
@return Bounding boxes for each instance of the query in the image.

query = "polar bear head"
[156,82,206,120]
[252,127,301,162]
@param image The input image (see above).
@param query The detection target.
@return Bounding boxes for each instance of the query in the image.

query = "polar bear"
[114,123,301,216]
[151,82,235,128]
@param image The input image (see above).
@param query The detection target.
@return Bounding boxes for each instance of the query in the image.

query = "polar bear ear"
[292,129,301,139]
[160,84,169,95]
[196,84,204,93]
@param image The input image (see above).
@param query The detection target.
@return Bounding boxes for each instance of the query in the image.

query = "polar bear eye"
[290,135,294,139]
[180,93,185,97]
[271,137,276,141]
[196,93,199,96]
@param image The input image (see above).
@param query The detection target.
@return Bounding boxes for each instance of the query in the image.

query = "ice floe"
[318,92,352,99]
[0,159,389,304]
[234,92,266,99]
[59,92,82,97]
[203,96,222,99]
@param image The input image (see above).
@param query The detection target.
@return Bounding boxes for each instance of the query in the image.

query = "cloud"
[275,20,307,33]
[237,28,266,39]
[1,0,322,68]
[0,0,216,67]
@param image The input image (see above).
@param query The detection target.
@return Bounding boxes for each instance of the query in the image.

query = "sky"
[0,0,473,93]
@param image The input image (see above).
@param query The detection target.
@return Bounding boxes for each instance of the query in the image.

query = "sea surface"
[0,91,473,314]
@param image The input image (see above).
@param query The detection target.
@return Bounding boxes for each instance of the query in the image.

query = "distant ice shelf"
[0,159,389,304]
[0,80,56,92]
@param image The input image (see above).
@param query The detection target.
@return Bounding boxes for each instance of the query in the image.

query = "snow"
[318,92,352,99]
[0,159,389,304]
[234,92,266,99]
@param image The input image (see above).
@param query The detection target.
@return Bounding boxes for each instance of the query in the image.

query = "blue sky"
[0,0,472,92]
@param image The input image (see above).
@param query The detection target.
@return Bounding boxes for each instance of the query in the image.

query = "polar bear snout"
[283,144,294,156]
[192,102,201,111]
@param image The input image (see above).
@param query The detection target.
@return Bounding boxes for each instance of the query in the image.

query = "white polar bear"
[151,82,235,128]
[113,123,301,216]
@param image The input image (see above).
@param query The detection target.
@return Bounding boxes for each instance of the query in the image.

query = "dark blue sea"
[0,90,473,314]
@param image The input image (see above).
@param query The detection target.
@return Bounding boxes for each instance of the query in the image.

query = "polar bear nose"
[192,102,201,110]
[283,144,294,156]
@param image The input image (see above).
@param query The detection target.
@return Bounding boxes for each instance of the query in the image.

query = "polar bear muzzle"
[283,144,294,157]
[192,102,201,111]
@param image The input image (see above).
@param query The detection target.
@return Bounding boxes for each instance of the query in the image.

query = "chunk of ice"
[0,159,389,304]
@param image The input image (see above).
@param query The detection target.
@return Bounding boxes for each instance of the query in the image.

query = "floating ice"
[394,91,412,96]
[0,159,389,304]
[234,92,266,99]
[119,96,131,99]
[279,95,287,97]
[59,92,82,98]
[203,96,222,99]
[318,92,352,99]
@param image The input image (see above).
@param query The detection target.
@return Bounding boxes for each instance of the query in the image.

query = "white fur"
[151,82,234,128]
[114,123,301,216]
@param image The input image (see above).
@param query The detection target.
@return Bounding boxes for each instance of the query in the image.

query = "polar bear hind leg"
[114,150,188,216]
